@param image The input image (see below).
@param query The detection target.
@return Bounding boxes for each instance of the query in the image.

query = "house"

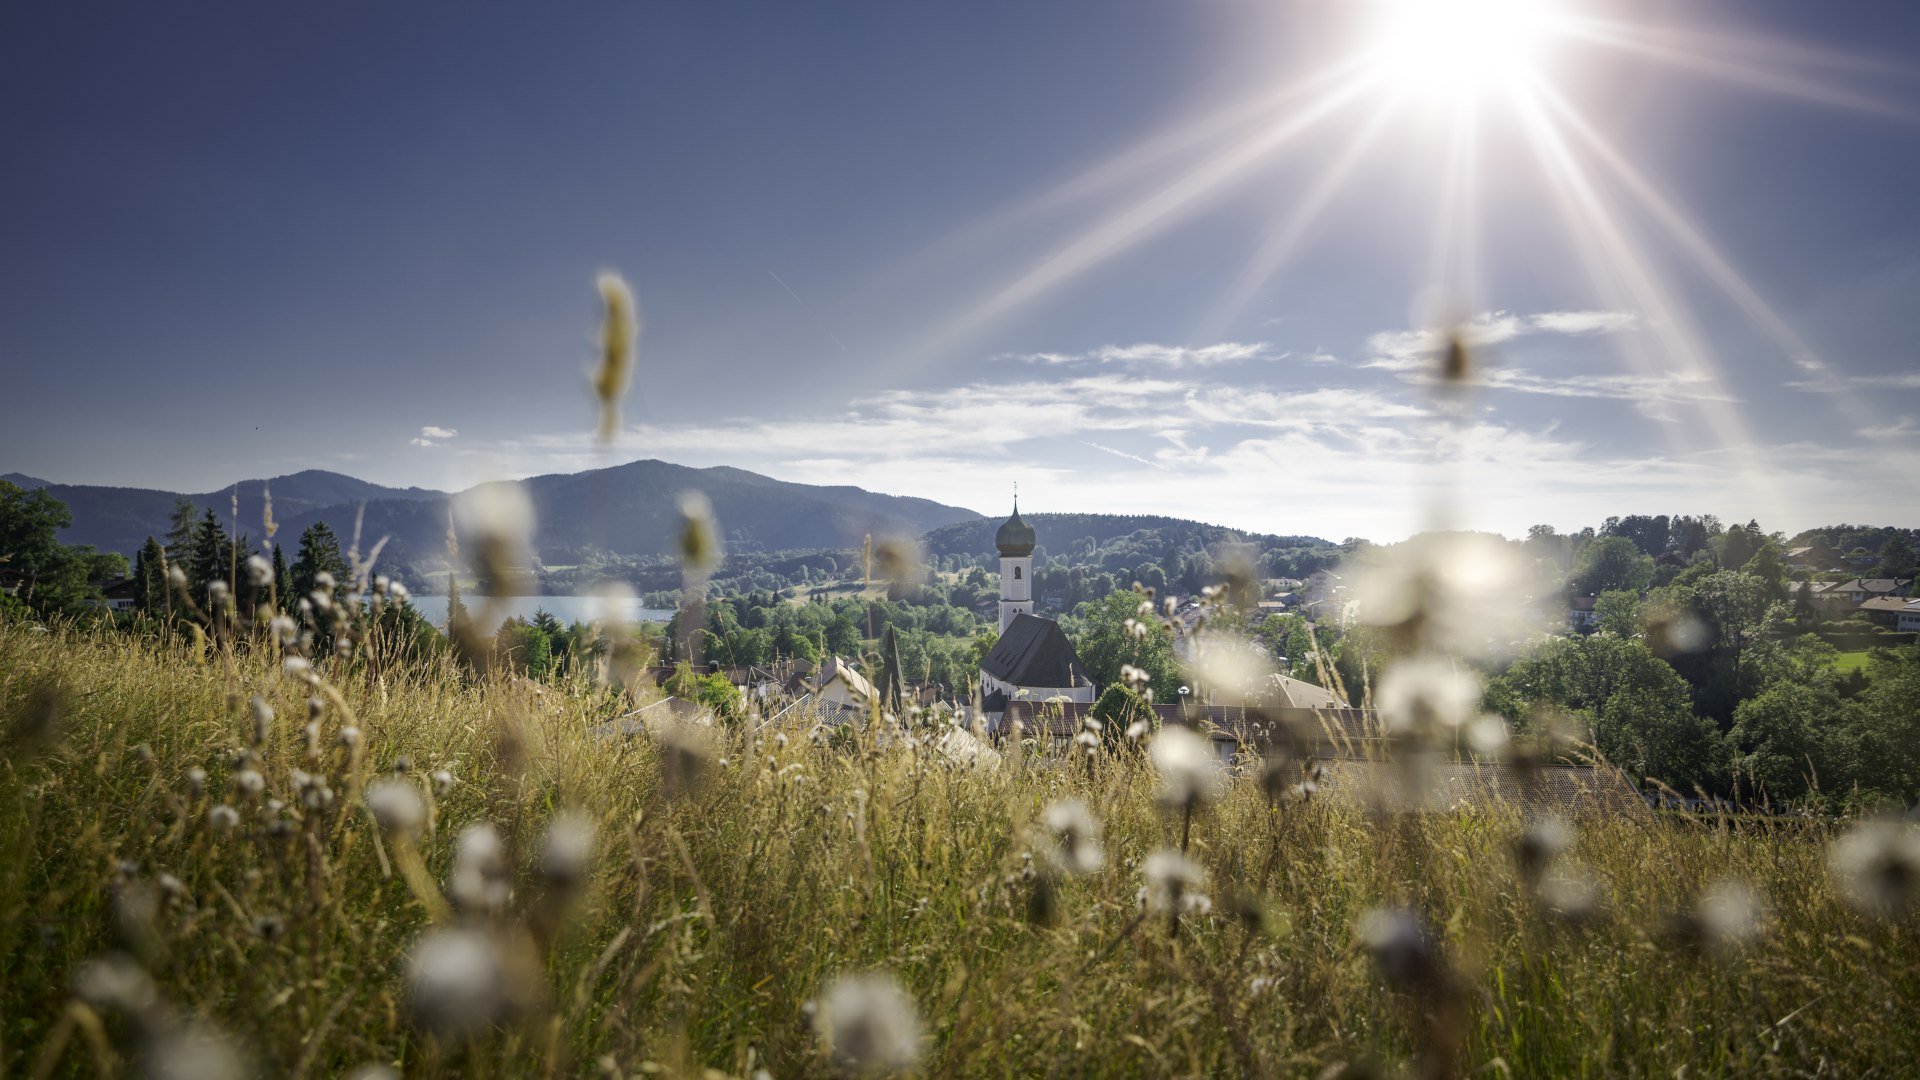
[1858,596,1920,632]
[1785,545,1843,571]
[1568,595,1599,631]
[814,656,876,708]
[97,577,140,612]
[1827,578,1913,604]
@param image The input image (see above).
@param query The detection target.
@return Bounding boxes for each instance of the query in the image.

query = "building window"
[1013,566,1022,580]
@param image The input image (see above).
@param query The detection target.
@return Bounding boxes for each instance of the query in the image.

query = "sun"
[1364,0,1567,104]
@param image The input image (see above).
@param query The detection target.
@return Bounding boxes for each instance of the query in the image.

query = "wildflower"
[1139,849,1209,915]
[366,779,426,837]
[246,554,272,589]
[268,615,298,646]
[448,823,512,916]
[72,952,158,1014]
[339,725,362,750]
[453,484,537,598]
[657,722,716,800]
[1828,820,1920,918]
[283,655,313,681]
[1662,879,1764,957]
[167,565,188,588]
[677,491,721,572]
[1039,799,1105,875]
[1358,907,1447,994]
[186,766,208,797]
[1375,655,1480,736]
[1536,870,1605,924]
[209,804,240,831]
[292,769,334,811]
[144,1025,248,1080]
[247,695,273,746]
[431,769,455,798]
[593,272,638,443]
[812,972,922,1076]
[1149,725,1223,810]
[304,722,321,760]
[207,580,230,605]
[1348,532,1545,660]
[231,768,265,797]
[540,812,596,890]
[314,571,336,592]
[404,928,510,1039]
[1512,816,1573,884]
[1125,719,1151,741]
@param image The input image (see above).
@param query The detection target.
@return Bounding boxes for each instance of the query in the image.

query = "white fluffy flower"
[813,972,922,1075]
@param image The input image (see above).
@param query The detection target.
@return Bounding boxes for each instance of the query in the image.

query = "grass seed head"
[1150,725,1223,810]
[366,779,426,838]
[1828,820,1920,918]
[813,972,922,1076]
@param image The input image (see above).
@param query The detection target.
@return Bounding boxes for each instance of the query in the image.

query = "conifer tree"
[881,624,905,715]
[289,522,349,603]
[187,511,230,601]
[134,536,167,614]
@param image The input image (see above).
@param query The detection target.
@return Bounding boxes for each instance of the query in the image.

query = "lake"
[407,595,675,632]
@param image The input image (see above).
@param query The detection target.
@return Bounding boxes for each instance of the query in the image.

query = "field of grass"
[1831,650,1872,675]
[2,620,1917,1077]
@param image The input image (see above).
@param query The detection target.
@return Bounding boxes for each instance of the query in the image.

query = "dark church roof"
[981,613,1090,688]
[995,502,1036,557]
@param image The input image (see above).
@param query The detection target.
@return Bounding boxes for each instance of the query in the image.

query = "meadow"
[2,620,1916,1078]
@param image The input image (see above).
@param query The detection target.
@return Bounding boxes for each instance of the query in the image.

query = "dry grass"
[2,620,1916,1077]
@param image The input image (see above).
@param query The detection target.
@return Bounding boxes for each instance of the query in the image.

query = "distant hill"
[2,470,443,557]
[5,461,981,575]
[922,512,1331,559]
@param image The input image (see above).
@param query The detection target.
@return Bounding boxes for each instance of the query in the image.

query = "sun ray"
[1561,16,1917,120]
[1200,93,1408,338]
[923,69,1382,352]
[1530,81,1902,445]
[1508,75,1783,514]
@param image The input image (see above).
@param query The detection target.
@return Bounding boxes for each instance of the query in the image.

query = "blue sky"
[3,0,1917,540]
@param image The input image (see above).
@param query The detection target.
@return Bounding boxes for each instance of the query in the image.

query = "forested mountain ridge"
[3,461,981,573]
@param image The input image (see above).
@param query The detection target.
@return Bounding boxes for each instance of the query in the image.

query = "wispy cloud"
[412,425,459,448]
[1001,341,1283,368]
[1786,356,1920,393]
[1362,309,1638,371]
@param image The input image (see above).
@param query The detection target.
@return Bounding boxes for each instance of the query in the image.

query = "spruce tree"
[289,522,349,602]
[880,624,905,715]
[187,511,229,601]
[163,497,198,566]
[134,536,167,614]
[271,543,291,610]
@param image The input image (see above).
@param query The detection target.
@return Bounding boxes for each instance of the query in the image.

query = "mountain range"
[3,461,982,573]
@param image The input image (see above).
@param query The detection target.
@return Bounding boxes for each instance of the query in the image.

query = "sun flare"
[1364,0,1566,103]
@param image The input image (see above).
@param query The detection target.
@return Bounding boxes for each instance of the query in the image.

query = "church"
[977,500,1096,727]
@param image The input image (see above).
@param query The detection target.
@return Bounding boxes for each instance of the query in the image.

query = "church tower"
[995,497,1036,632]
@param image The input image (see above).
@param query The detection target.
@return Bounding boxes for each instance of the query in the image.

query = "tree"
[1090,684,1152,749]
[163,497,198,567]
[1571,535,1655,595]
[186,510,231,602]
[0,480,120,616]
[1488,634,1725,792]
[289,522,349,603]
[1593,590,1641,637]
[1875,534,1917,579]
[134,536,168,615]
[270,543,291,609]
[1728,682,1840,803]
[1065,590,1181,701]
[880,624,905,714]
